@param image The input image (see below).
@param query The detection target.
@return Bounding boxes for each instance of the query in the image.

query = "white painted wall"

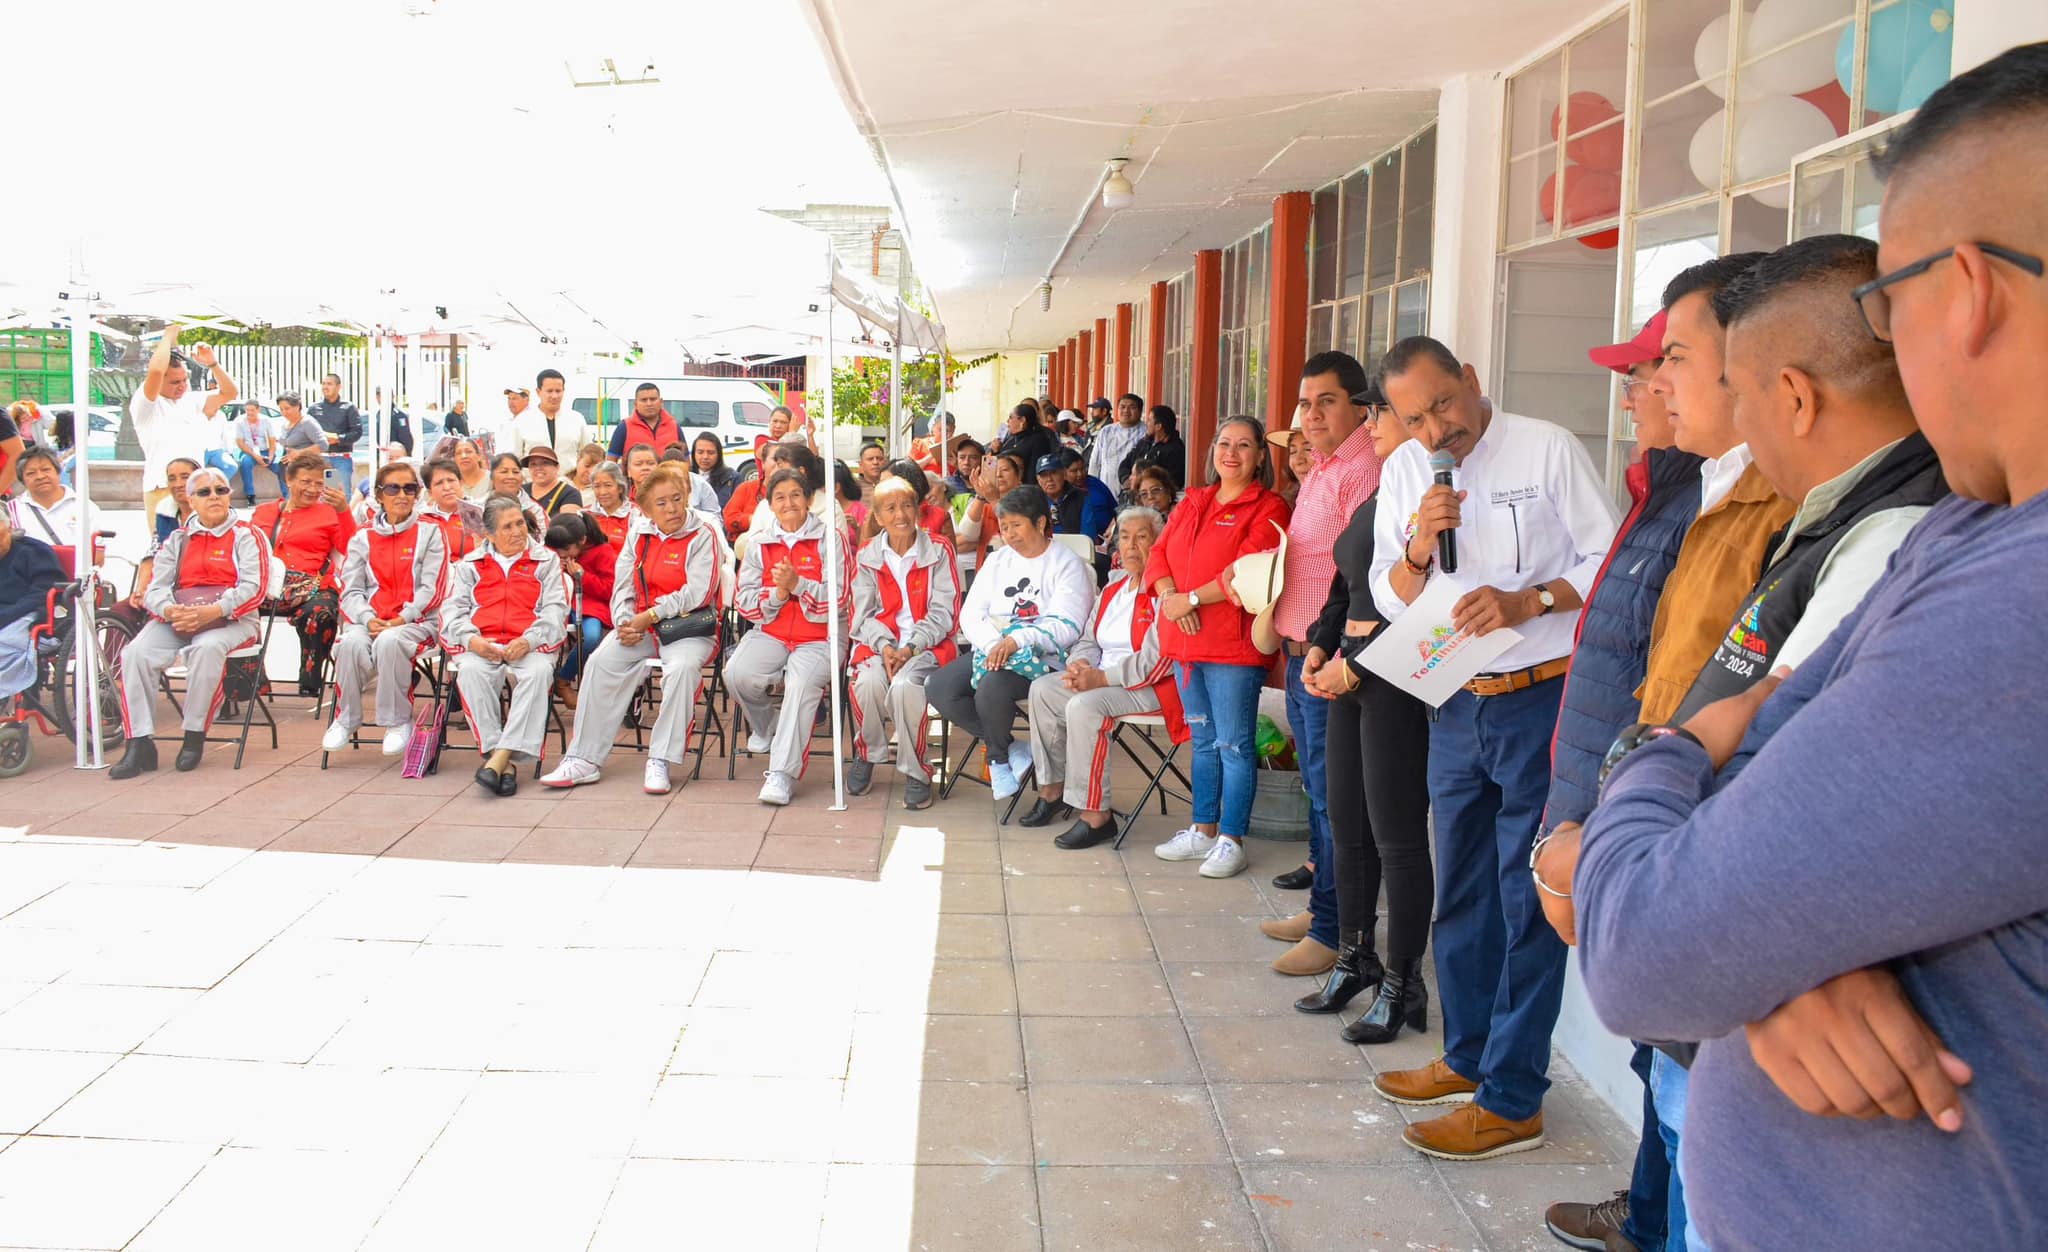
[1953,0,2048,72]
[948,351,1044,444]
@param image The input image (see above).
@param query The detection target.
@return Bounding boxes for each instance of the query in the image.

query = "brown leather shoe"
[1258,911,1312,942]
[1402,1103,1545,1161]
[1544,1191,1631,1251]
[1372,1056,1479,1106]
[1271,935,1337,976]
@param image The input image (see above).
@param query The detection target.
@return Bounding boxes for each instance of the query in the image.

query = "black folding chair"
[158,614,279,769]
[1107,712,1192,848]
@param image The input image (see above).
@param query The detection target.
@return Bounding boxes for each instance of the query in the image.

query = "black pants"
[1325,657,1433,961]
[924,654,1029,757]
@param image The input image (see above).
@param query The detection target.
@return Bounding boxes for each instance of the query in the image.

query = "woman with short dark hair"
[252,449,356,696]
[324,459,448,757]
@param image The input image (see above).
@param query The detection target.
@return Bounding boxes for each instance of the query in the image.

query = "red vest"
[755,535,830,646]
[175,526,243,592]
[591,509,630,550]
[366,526,434,621]
[620,412,682,457]
[423,510,473,560]
[631,530,706,615]
[852,550,958,667]
[467,552,548,644]
[1095,580,1189,744]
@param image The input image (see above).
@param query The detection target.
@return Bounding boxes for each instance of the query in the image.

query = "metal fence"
[215,344,467,409]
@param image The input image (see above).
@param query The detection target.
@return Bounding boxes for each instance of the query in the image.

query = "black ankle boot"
[1294,930,1383,1014]
[108,736,158,780]
[1343,957,1428,1044]
[175,730,206,772]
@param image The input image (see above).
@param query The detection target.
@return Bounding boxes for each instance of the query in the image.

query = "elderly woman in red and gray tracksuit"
[1018,504,1187,849]
[440,494,569,797]
[725,462,855,807]
[110,465,270,779]
[323,460,449,759]
[541,464,721,797]
[845,476,960,808]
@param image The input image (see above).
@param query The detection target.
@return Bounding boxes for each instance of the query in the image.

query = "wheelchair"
[0,574,128,778]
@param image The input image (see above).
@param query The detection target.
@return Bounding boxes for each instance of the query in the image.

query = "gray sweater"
[1576,491,2048,1252]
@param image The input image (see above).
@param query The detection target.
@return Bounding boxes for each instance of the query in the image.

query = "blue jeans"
[1652,1051,1704,1252]
[204,450,248,499]
[1284,653,1338,946]
[557,617,606,683]
[1176,661,1264,839]
[326,453,355,494]
[1624,1042,1671,1251]
[1427,679,1568,1121]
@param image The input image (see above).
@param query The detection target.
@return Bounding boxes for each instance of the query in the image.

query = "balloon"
[1744,0,1846,96]
[1578,229,1621,252]
[1837,0,1952,114]
[1899,37,1951,111]
[1688,95,1839,206]
[1695,12,1742,100]
[1540,165,1622,228]
[1552,92,1625,172]
[1797,80,1852,135]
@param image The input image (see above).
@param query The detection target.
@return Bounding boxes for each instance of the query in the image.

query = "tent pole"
[823,242,847,812]
[889,306,904,459]
[68,273,104,770]
[937,337,949,481]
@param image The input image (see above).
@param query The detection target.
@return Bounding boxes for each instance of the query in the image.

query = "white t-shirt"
[129,388,220,492]
[223,414,270,455]
[882,543,918,640]
[1095,578,1137,668]
[10,490,94,547]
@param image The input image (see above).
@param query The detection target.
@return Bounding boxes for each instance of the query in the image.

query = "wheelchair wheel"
[49,615,130,752]
[0,724,30,778]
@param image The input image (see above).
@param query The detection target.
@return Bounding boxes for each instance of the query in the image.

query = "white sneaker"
[321,721,354,753]
[988,759,1020,800]
[1198,837,1248,879]
[746,730,772,755]
[540,756,602,789]
[380,725,413,757]
[1154,826,1218,862]
[643,758,672,795]
[1005,741,1034,782]
[758,770,793,806]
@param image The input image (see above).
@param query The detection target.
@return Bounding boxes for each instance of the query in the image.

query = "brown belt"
[1462,656,1570,697]
[1280,638,1313,658]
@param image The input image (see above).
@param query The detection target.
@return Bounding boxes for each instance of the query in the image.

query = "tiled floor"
[0,690,1629,1250]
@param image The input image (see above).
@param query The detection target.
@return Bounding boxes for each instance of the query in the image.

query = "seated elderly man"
[1017,505,1187,849]
[111,466,269,778]
[0,510,69,708]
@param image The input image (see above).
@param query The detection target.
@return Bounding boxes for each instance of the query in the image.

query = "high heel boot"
[1293,930,1383,1014]
[1342,956,1427,1044]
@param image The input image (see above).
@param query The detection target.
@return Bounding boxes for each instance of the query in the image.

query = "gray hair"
[590,462,628,495]
[184,465,233,496]
[481,494,528,533]
[1115,505,1165,538]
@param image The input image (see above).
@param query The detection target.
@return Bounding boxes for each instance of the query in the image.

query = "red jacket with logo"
[1143,481,1290,666]
[251,499,355,591]
[439,544,570,653]
[613,514,719,627]
[850,530,960,667]
[736,512,854,648]
[156,520,269,623]
[1086,575,1188,743]
[339,514,449,626]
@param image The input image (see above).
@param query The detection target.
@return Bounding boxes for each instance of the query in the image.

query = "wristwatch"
[1598,722,1704,792]
[1187,589,1202,608]
[1535,584,1556,616]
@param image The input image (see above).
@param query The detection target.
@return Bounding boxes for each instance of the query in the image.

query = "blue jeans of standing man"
[1624,1042,1672,1252]
[1175,661,1264,839]
[204,450,250,500]
[1426,678,1568,1122]
[1651,1050,1704,1252]
[1284,652,1338,948]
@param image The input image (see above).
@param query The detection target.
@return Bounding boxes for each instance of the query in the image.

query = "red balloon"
[1798,81,1852,137]
[1579,228,1621,251]
[1551,91,1619,141]
[1554,91,1625,172]
[1538,165,1621,228]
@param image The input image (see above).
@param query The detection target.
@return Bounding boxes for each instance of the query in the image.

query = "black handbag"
[636,532,718,644]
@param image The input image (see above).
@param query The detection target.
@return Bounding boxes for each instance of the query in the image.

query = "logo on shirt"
[1003,575,1041,620]
[1725,585,1775,661]
[1490,485,1540,506]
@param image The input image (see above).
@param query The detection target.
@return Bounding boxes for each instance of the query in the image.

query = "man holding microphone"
[1367,336,1617,1161]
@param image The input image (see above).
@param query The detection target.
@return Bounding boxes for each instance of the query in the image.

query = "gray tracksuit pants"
[565,631,716,767]
[331,622,436,730]
[120,617,261,738]
[454,650,555,762]
[848,651,939,781]
[1026,674,1161,813]
[723,630,836,781]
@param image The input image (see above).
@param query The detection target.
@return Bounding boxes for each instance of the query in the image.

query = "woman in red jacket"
[543,511,617,708]
[584,462,635,551]
[1143,415,1290,880]
[420,457,481,559]
[251,449,356,695]
[324,460,448,756]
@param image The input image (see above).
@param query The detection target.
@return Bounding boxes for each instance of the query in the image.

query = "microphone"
[1428,449,1458,574]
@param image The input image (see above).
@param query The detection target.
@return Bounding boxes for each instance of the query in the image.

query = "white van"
[568,376,786,477]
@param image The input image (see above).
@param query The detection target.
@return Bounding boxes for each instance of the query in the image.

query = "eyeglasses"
[188,486,230,499]
[1619,375,1657,398]
[379,482,422,497]
[1852,241,2044,344]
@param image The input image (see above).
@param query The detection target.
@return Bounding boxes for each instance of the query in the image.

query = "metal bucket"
[1247,766,1311,841]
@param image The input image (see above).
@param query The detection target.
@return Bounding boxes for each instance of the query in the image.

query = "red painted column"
[1146,281,1167,406]
[1077,329,1093,412]
[1091,317,1108,406]
[1065,337,1079,408]
[1189,249,1224,461]
[1266,191,1312,437]
[1113,303,1133,398]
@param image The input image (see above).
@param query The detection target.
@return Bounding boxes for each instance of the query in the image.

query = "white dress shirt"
[1370,408,1619,673]
[10,489,93,547]
[882,543,918,639]
[511,406,591,462]
[1699,442,1756,513]
[1088,419,1147,486]
[129,389,220,491]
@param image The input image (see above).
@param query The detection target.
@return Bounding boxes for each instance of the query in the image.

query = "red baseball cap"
[1588,309,1668,373]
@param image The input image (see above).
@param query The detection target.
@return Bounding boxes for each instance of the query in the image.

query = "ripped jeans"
[1175,660,1265,840]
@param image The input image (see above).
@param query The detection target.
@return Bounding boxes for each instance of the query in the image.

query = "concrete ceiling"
[807,0,1613,350]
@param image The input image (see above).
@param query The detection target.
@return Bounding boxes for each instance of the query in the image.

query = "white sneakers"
[988,760,1020,800]
[746,730,772,755]
[1154,827,1216,861]
[321,721,353,753]
[1005,741,1034,783]
[643,758,672,795]
[380,725,412,757]
[758,771,794,806]
[540,757,603,789]
[1198,837,1248,879]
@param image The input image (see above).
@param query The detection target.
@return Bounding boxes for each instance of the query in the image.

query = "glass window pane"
[1505,152,1554,248]
[1247,229,1268,332]
[1220,245,1238,333]
[1731,189,1789,254]
[1365,289,1394,375]
[1336,299,1360,364]
[1637,84,1723,210]
[1737,0,1853,103]
[1311,187,1340,303]
[1395,282,1428,345]
[1645,0,1738,102]
[1308,304,1334,354]
[1340,171,1368,299]
[1401,127,1435,280]
[1791,163,1846,241]
[1860,0,1951,128]
[1235,238,1251,325]
[1629,200,1721,327]
[1506,50,1564,164]
[1368,150,1401,287]
[1567,11,1632,113]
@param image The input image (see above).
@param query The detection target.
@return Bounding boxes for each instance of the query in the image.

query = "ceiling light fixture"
[1101,158,1135,210]
[1038,281,1053,312]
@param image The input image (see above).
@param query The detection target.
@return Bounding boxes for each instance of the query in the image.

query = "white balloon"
[1688,110,1727,194]
[1686,95,1838,205]
[1742,0,1843,96]
[1694,12,1740,101]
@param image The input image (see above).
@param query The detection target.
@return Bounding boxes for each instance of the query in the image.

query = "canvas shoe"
[988,759,1020,800]
[1005,741,1034,783]
[380,725,412,757]
[540,756,603,789]
[759,770,794,806]
[643,758,672,795]
[321,721,354,753]
[1154,826,1217,861]
[746,730,772,755]
[1198,837,1248,879]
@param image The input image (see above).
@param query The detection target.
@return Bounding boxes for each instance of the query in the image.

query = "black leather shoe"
[473,763,501,795]
[1271,862,1314,890]
[1019,797,1074,828]
[1343,956,1428,1044]
[1053,815,1117,849]
[175,730,206,772]
[108,737,158,780]
[1295,930,1383,1014]
[496,764,519,797]
[845,759,874,797]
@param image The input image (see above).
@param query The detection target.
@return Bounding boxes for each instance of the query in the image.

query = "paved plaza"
[0,698,1627,1251]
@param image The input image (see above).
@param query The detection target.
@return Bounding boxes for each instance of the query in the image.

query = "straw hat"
[1229,521,1290,654]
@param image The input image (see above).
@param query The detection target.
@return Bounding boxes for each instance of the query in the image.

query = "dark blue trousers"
[1285,654,1339,947]
[1625,1041,1672,1251]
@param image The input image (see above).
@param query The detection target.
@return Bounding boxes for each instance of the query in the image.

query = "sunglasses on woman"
[187,486,230,499]
[379,482,422,497]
